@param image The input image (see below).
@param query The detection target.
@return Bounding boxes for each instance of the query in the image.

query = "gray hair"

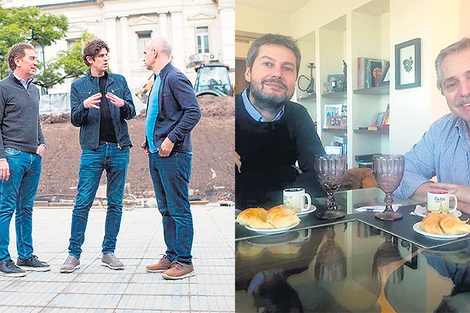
[435,37,470,92]
[148,37,172,57]
[246,33,301,76]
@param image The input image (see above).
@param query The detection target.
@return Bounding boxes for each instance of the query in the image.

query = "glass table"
[235,188,470,312]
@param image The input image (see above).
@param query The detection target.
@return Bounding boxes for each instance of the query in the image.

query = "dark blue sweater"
[235,93,325,208]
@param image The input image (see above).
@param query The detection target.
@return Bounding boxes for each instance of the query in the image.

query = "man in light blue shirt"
[395,37,470,212]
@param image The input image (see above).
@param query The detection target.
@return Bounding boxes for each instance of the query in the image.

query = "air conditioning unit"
[208,53,219,61]
[190,54,204,62]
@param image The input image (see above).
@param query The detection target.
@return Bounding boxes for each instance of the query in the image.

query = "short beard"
[248,79,290,112]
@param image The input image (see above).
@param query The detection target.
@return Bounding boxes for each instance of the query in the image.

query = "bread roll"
[269,205,297,216]
[236,208,273,229]
[421,213,445,234]
[440,215,470,235]
[421,213,470,236]
[267,206,300,228]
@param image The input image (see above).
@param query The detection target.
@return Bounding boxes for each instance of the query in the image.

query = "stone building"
[4,0,235,100]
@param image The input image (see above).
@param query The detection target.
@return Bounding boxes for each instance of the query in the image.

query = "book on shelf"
[333,135,347,154]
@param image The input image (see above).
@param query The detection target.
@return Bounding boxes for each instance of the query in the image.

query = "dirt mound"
[37,95,234,200]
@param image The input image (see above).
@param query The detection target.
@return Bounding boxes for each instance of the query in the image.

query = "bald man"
[142,38,201,280]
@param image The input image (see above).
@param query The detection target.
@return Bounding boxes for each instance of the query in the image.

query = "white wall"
[389,0,462,154]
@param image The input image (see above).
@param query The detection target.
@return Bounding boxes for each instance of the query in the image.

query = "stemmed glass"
[373,154,405,221]
[314,154,347,220]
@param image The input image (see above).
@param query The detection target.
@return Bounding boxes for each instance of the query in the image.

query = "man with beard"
[394,37,470,213]
[235,33,325,210]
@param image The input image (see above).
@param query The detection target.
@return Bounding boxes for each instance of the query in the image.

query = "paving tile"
[0,205,234,312]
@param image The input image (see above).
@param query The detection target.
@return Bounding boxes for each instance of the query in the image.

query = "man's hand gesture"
[106,92,125,108]
[83,93,102,109]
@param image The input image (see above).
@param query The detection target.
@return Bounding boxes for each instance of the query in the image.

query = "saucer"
[413,204,462,218]
[297,205,317,217]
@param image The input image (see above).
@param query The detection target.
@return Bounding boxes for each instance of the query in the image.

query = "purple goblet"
[314,154,347,220]
[373,154,405,221]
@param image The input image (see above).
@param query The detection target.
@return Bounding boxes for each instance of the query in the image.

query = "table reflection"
[236,220,470,312]
[423,242,470,313]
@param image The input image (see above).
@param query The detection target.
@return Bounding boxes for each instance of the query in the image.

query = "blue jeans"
[0,148,41,262]
[149,151,193,264]
[68,143,129,259]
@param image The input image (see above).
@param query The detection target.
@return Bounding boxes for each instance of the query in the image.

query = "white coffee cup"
[283,188,312,213]
[427,190,458,214]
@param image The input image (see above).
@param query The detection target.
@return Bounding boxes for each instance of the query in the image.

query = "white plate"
[413,222,470,240]
[297,205,317,217]
[413,205,462,218]
[245,220,300,235]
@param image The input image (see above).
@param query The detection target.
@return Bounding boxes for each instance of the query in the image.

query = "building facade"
[4,0,235,99]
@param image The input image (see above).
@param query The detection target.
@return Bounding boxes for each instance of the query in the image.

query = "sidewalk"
[0,204,234,312]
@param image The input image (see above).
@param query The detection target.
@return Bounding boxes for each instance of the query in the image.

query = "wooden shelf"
[354,128,389,134]
[322,91,346,99]
[353,83,390,95]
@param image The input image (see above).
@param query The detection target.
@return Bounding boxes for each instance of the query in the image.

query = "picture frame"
[380,61,390,85]
[327,74,345,92]
[323,104,343,129]
[395,38,421,89]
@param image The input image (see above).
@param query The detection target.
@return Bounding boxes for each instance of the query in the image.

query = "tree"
[35,31,96,90]
[0,5,68,80]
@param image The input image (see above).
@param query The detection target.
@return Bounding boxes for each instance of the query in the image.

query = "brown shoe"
[146,255,172,273]
[162,261,195,280]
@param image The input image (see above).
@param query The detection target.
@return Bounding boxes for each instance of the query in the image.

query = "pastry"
[421,212,470,236]
[236,208,273,229]
[421,213,445,234]
[267,206,300,228]
[269,205,297,216]
[440,215,470,235]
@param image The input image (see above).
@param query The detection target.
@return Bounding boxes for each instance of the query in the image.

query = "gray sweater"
[0,73,45,158]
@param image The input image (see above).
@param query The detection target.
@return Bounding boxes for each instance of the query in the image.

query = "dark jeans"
[0,148,41,262]
[149,151,193,264]
[68,143,129,259]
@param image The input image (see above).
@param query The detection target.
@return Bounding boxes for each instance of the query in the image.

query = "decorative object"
[357,58,389,89]
[373,154,405,221]
[314,154,347,220]
[297,62,315,94]
[323,104,343,129]
[327,74,345,92]
[395,38,421,89]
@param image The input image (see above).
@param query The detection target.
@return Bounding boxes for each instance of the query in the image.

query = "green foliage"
[0,5,68,81]
[35,31,96,90]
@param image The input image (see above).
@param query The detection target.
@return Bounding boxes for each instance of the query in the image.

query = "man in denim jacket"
[142,37,201,280]
[60,39,135,273]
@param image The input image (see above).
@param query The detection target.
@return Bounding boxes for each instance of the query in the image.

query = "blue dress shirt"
[241,89,285,122]
[394,113,470,199]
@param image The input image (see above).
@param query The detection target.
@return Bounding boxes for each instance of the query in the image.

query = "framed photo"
[327,74,345,92]
[380,61,390,85]
[395,38,421,89]
[323,104,343,129]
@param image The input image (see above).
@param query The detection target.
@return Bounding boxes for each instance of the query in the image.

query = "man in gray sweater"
[0,43,50,277]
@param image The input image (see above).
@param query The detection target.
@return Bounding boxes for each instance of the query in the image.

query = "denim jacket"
[143,62,201,153]
[70,71,136,150]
